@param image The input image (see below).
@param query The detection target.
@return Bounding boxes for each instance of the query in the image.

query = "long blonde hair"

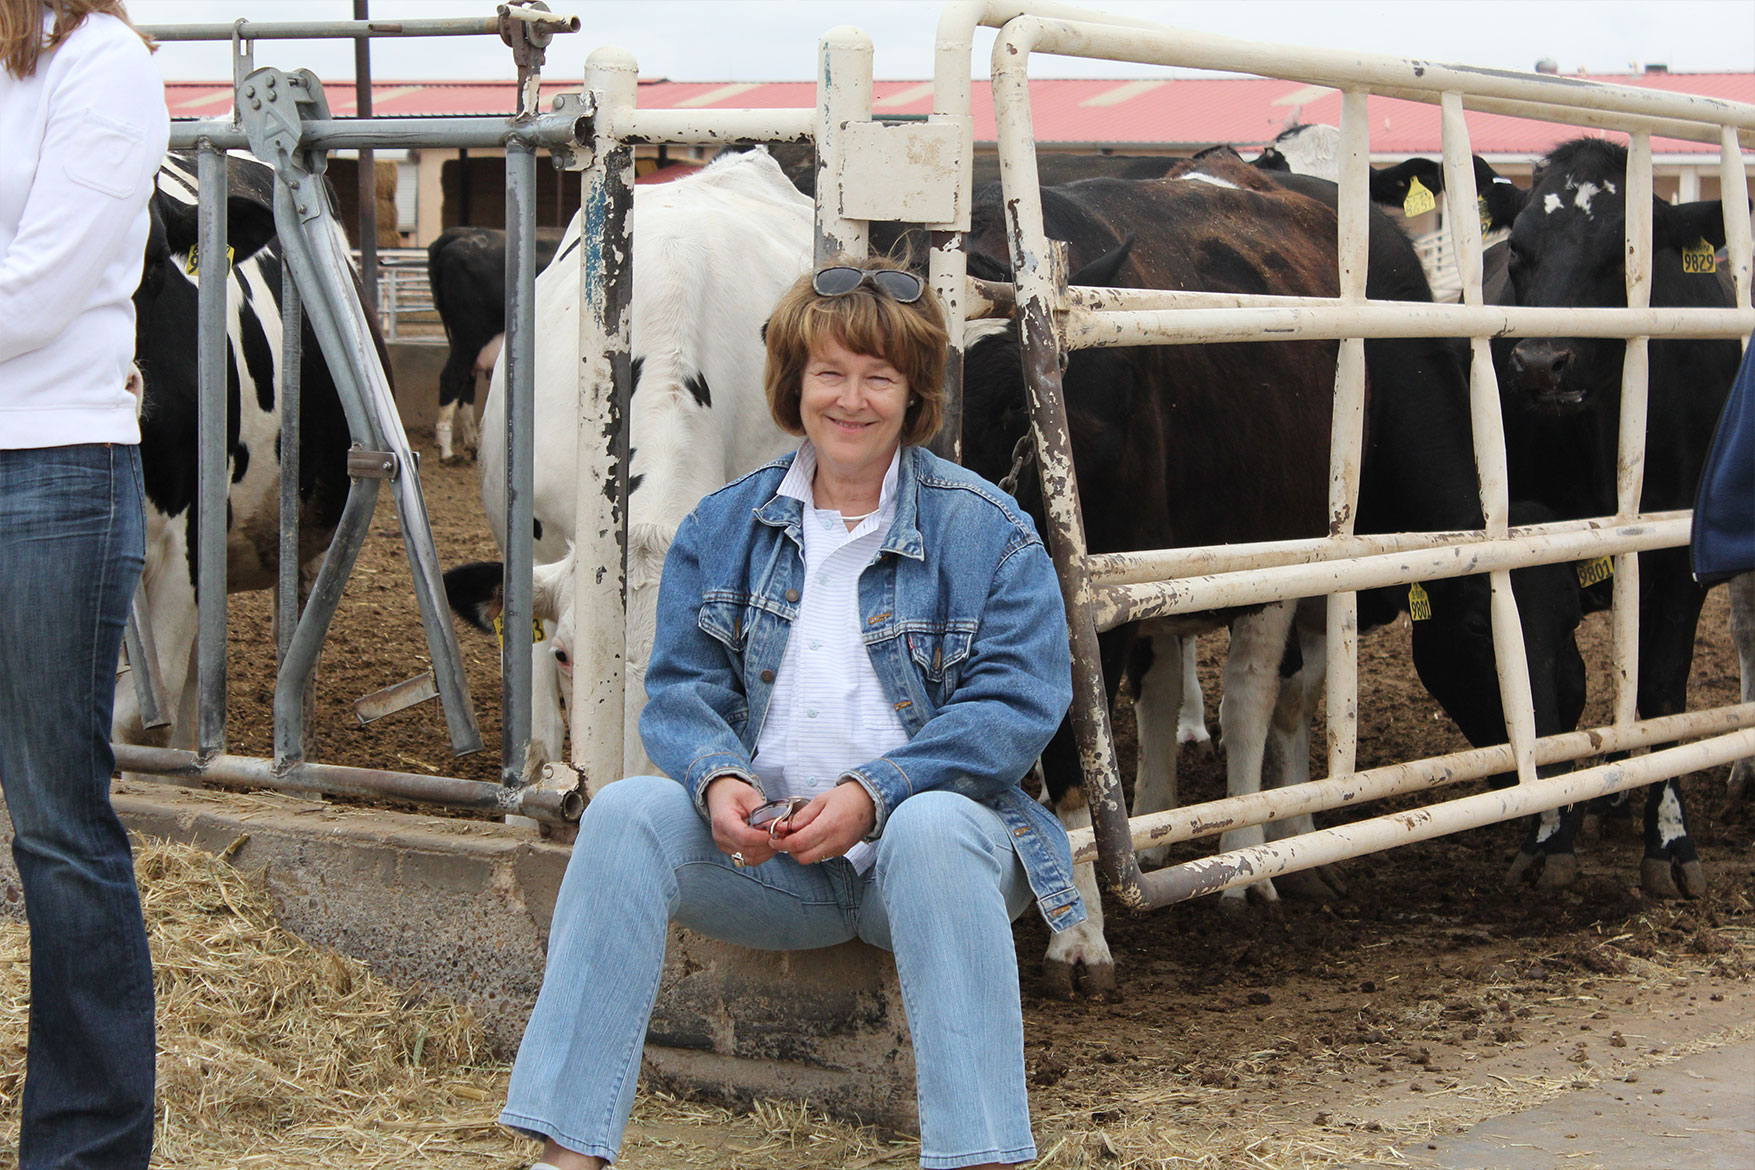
[2,0,153,80]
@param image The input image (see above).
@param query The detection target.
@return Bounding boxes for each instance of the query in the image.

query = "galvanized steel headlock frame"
[124,11,584,823]
[980,12,1755,912]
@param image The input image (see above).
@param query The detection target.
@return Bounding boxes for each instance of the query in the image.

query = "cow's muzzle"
[1509,340,1587,412]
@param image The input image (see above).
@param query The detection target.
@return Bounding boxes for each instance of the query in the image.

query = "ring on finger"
[731,851,747,869]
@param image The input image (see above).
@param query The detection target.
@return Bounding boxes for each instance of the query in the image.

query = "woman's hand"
[704,775,782,867]
[777,782,877,865]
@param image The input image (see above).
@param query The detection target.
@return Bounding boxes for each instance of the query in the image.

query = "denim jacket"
[641,445,1085,933]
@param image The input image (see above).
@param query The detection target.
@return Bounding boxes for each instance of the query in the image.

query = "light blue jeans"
[501,775,1037,1169]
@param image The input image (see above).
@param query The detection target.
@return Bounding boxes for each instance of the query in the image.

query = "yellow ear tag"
[1403,175,1436,218]
[1681,238,1717,275]
[183,244,236,277]
[1408,582,1433,622]
[490,613,548,647]
[1478,195,1493,236]
[1575,555,1615,588]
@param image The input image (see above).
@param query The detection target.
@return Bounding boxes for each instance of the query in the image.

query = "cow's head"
[443,549,579,677]
[132,182,279,405]
[1479,138,1734,416]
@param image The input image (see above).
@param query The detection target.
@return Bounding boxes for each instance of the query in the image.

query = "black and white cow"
[444,149,813,781]
[116,152,367,751]
[426,224,565,462]
[960,150,1587,997]
[1476,136,1749,896]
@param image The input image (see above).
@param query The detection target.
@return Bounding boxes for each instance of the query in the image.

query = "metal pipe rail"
[985,7,1754,915]
[167,110,588,154]
[114,746,584,824]
[1082,510,1691,587]
[1091,515,1691,632]
[143,16,576,42]
[1121,727,1755,908]
[1066,703,1755,863]
[1063,303,1755,348]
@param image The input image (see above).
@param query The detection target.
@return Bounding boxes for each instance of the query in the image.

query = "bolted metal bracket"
[346,446,398,480]
[546,91,594,171]
[238,66,332,224]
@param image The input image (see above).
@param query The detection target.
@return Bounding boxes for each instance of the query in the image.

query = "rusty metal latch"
[498,1,581,121]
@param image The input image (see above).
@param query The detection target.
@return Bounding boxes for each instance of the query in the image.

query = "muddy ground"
[208,432,1755,1167]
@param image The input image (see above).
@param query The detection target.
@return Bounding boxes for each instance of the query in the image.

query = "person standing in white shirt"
[0,2,167,1166]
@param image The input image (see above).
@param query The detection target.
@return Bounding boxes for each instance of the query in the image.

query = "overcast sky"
[136,0,1755,84]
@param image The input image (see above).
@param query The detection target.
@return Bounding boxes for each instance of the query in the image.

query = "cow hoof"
[1505,848,1541,886]
[1533,851,1579,890]
[1136,845,1171,871]
[1641,856,1706,900]
[1275,866,1345,901]
[1040,958,1120,1001]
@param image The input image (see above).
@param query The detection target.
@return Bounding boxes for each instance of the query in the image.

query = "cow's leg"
[1506,805,1583,889]
[1174,635,1212,754]
[112,517,196,763]
[435,344,478,463]
[1262,605,1348,901]
[1040,779,1116,1001]
[1727,572,1755,808]
[455,382,481,461]
[1131,635,1182,870]
[1632,551,1709,898]
[434,400,458,463]
[1216,601,1297,909]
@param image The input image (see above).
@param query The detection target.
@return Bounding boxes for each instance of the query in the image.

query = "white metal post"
[572,47,639,795]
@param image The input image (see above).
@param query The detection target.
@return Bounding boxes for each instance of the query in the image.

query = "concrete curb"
[0,783,919,1133]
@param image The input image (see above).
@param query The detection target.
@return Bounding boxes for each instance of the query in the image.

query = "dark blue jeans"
[0,444,154,1170]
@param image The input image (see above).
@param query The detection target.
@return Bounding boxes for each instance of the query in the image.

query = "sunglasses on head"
[811,265,925,303]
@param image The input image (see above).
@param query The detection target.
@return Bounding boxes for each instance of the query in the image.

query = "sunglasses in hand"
[748,796,810,839]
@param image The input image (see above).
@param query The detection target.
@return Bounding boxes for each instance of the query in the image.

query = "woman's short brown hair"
[763,256,948,447]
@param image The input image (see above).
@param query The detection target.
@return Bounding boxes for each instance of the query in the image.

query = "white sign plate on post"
[837,120,964,225]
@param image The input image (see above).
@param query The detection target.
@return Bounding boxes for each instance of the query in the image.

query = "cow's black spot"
[630,473,645,493]
[552,235,581,270]
[232,442,250,484]
[238,291,277,414]
[683,371,712,410]
[532,518,543,542]
[630,356,643,396]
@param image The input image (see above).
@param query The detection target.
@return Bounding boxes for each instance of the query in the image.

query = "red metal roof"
[165,71,1754,158]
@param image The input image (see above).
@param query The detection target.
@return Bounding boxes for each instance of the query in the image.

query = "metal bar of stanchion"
[195,144,229,758]
[501,139,538,787]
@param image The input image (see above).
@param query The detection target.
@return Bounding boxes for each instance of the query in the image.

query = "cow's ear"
[442,561,505,632]
[1250,146,1290,172]
[1474,157,1527,231]
[965,250,1013,282]
[153,194,277,263]
[1654,199,1732,252]
[530,544,576,623]
[1367,157,1444,206]
[224,196,279,264]
[1069,233,1134,288]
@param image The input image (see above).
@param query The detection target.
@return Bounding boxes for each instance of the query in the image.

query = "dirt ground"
[204,430,1755,1168]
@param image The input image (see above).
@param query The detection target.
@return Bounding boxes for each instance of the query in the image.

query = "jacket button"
[784,588,799,602]
[760,669,775,683]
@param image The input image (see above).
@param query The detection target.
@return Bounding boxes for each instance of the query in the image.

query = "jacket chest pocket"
[906,624,975,704]
[699,598,752,668]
